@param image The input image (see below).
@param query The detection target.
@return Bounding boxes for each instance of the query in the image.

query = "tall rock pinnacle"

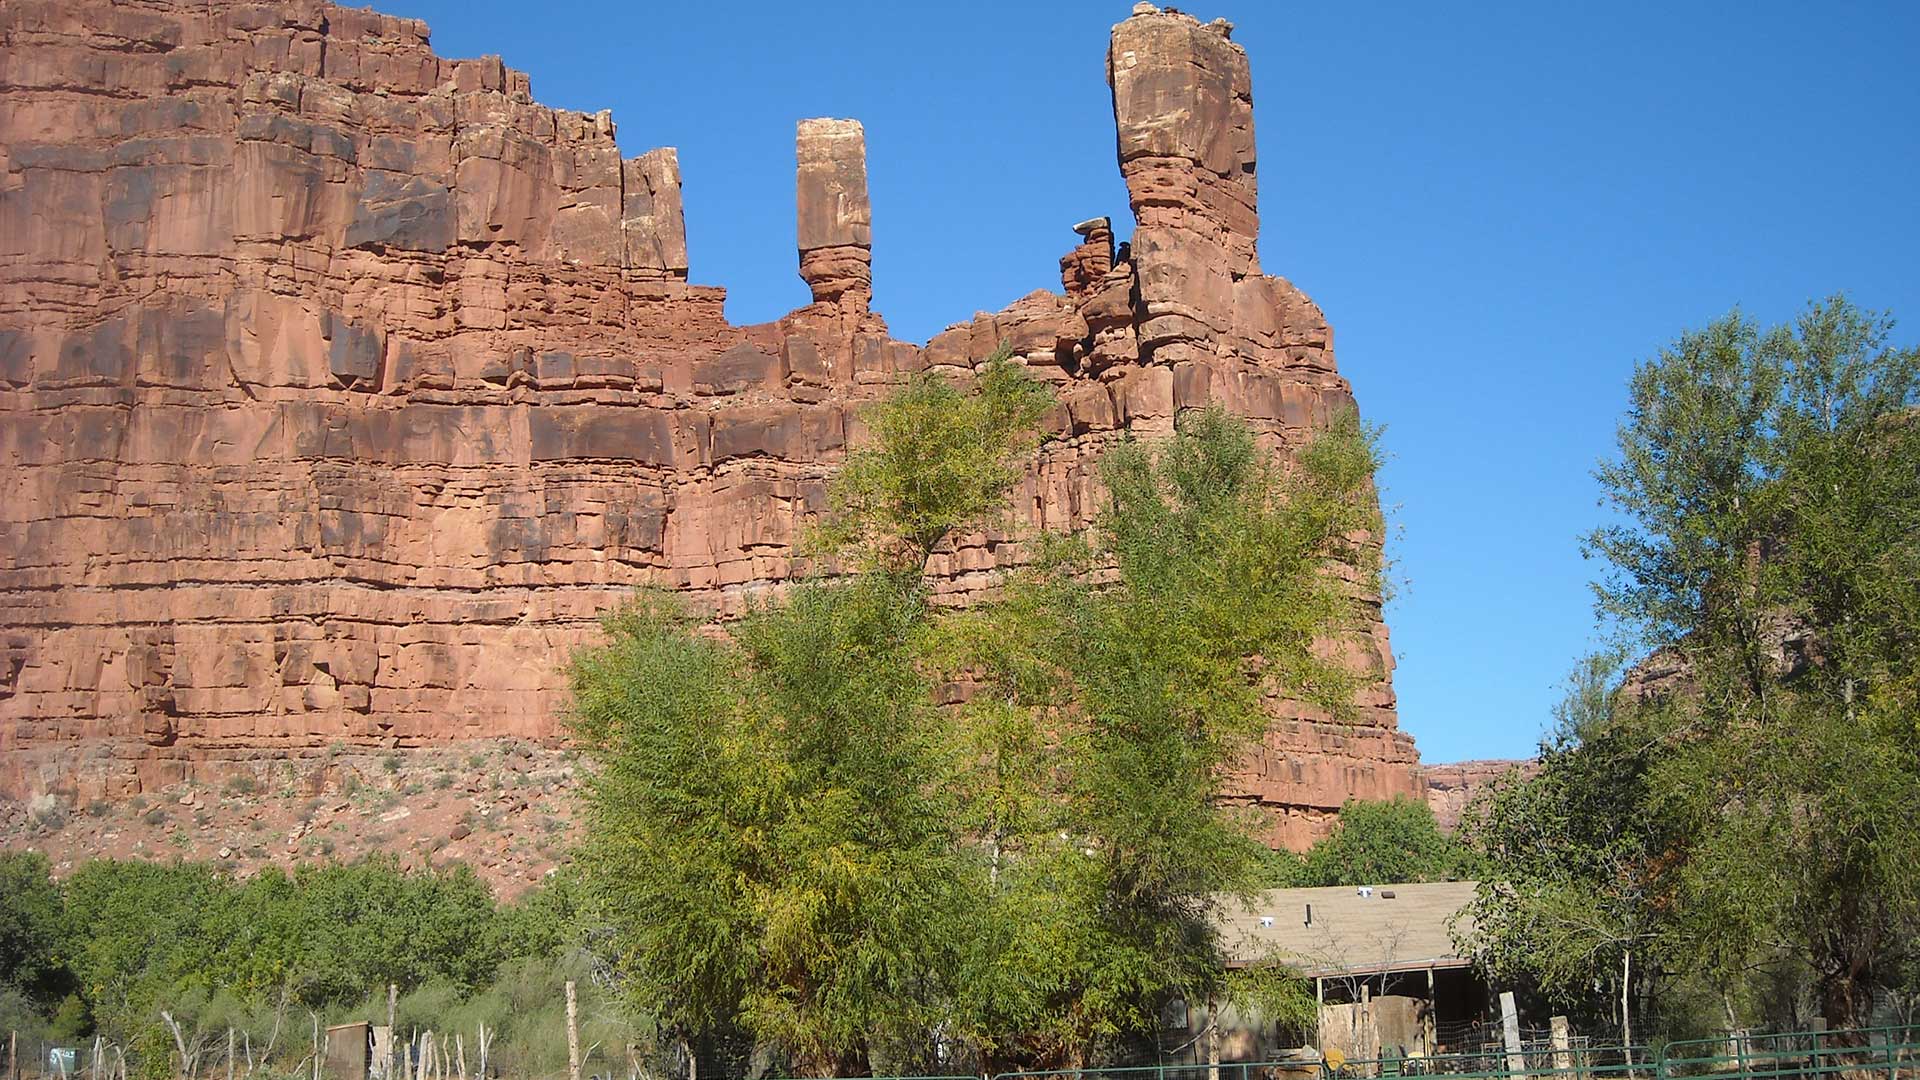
[0,0,1419,854]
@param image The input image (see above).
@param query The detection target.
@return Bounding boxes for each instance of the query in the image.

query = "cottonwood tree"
[574,365,1386,1073]
[1286,797,1478,888]
[942,407,1383,1067]
[571,351,1051,1077]
[1470,297,1920,1037]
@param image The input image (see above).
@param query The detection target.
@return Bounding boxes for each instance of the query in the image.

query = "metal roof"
[1214,881,1479,976]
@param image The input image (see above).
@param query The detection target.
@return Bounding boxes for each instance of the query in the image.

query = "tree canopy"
[572,351,1387,1074]
[1466,296,1920,1039]
[1285,798,1477,889]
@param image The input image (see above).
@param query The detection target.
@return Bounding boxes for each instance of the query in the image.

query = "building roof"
[1214,881,1479,977]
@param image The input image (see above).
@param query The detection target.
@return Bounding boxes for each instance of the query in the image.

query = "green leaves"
[0,851,68,1004]
[814,346,1054,573]
[1485,294,1920,1036]
[1287,798,1477,889]
[941,406,1387,1064]
[8,855,578,1061]
[573,359,1054,1075]
[573,357,1390,1071]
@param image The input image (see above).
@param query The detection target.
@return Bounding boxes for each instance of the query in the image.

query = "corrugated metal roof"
[1214,881,1479,976]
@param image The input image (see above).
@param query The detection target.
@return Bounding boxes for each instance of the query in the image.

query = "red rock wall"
[1422,758,1537,832]
[0,0,1420,846]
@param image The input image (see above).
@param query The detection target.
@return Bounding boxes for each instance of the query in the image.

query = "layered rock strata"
[0,0,1420,847]
[1423,759,1535,832]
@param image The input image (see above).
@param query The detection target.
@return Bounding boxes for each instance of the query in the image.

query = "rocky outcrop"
[1423,759,1536,831]
[0,0,1419,848]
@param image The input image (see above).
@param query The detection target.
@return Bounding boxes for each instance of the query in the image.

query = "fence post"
[1499,992,1524,1079]
[387,986,398,1080]
[565,981,581,1080]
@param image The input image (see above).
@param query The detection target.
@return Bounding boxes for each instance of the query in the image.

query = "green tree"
[813,352,1054,572]
[1479,296,1920,1036]
[573,351,1050,1076]
[944,407,1384,1066]
[1292,797,1476,888]
[0,850,69,1004]
[1459,652,1672,1044]
[576,367,1385,1072]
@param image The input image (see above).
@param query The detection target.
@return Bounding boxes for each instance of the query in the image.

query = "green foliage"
[1290,798,1476,888]
[575,359,1055,1075]
[0,850,69,1003]
[814,345,1054,572]
[4,855,578,1074]
[574,342,1387,1073]
[575,579,966,1075]
[48,993,90,1041]
[942,406,1386,1066]
[1460,652,1671,1036]
[1473,296,1920,1037]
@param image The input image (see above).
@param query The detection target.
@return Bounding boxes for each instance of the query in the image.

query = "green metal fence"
[779,1026,1920,1080]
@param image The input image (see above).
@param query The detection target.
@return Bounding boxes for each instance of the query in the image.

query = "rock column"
[795,118,873,311]
[1108,4,1258,361]
[622,148,689,279]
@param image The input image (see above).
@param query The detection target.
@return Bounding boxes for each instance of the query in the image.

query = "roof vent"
[1381,890,1397,900]
[1259,916,1275,929]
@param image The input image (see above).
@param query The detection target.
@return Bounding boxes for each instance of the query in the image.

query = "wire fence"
[7,1025,1918,1080]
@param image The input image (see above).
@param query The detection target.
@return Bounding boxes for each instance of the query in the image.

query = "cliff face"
[1423,759,1535,832]
[0,0,1420,848]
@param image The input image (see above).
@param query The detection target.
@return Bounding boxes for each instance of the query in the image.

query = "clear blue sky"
[383,1,1920,763]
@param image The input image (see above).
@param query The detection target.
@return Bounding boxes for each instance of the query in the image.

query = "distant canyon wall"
[0,0,1420,847]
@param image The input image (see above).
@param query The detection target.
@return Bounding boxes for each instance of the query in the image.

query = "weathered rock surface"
[0,0,1420,850]
[1423,758,1537,832]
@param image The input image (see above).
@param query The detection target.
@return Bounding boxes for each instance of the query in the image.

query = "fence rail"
[7,1026,1919,1080]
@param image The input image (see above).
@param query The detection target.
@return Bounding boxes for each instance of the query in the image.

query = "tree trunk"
[1819,970,1879,1080]
[1821,969,1874,1035]
[1620,950,1634,1056]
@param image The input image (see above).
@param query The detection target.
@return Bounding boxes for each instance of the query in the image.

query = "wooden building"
[1207,881,1490,1062]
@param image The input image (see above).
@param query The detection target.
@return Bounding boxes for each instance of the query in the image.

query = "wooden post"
[1550,1016,1572,1075]
[1500,992,1525,1078]
[1424,969,1438,1056]
[312,1014,321,1080]
[386,986,398,1080]
[565,982,582,1080]
[1360,983,1376,1063]
[8,1029,14,1080]
[226,1029,235,1080]
[93,1035,104,1080]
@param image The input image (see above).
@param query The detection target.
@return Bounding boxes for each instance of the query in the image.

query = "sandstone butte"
[0,0,1501,853]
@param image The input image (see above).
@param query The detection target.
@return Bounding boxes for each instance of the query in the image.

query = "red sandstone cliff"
[0,0,1421,851]
[1423,758,1536,832]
